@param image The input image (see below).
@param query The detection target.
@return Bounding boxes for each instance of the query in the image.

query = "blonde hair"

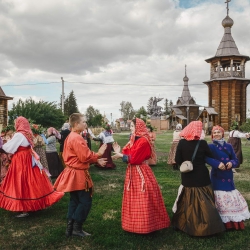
[69,113,84,128]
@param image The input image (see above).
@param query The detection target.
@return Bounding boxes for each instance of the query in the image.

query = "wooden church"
[169,66,201,129]
[203,1,250,131]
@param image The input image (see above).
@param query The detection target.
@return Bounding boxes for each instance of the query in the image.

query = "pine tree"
[147,97,153,115]
[64,90,79,117]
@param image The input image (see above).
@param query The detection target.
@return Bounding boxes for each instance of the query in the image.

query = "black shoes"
[72,221,91,237]
[65,219,74,237]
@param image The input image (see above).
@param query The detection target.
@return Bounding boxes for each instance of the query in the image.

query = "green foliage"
[147,97,153,115]
[64,90,79,117]
[230,120,239,130]
[8,98,65,129]
[163,98,172,116]
[85,105,103,127]
[1,124,15,133]
[1,132,250,249]
[119,101,135,122]
[241,118,250,132]
[135,106,147,121]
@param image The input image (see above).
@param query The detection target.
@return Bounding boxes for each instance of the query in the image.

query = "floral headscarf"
[15,116,34,147]
[123,118,155,159]
[211,125,224,139]
[179,121,203,141]
[47,127,61,139]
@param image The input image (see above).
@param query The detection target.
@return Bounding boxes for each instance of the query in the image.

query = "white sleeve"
[88,128,96,138]
[2,133,30,154]
[236,131,247,138]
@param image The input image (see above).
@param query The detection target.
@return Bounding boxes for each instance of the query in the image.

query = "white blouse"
[2,132,30,154]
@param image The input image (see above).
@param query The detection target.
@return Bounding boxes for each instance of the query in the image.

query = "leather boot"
[72,221,91,237]
[65,219,74,237]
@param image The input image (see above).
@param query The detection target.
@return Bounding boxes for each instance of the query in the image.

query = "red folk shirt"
[122,137,151,164]
[54,131,99,192]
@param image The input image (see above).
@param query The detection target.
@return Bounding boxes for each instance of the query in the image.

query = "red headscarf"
[123,118,155,158]
[211,125,224,139]
[180,121,203,141]
[15,116,34,147]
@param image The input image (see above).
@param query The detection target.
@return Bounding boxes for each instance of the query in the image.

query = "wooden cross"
[225,0,231,16]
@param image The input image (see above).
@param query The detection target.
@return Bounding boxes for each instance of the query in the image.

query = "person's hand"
[97,158,107,167]
[113,142,121,153]
[218,162,226,171]
[98,143,107,156]
[112,153,123,160]
[226,162,232,169]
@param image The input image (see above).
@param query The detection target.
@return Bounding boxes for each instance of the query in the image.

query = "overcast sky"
[1,0,250,123]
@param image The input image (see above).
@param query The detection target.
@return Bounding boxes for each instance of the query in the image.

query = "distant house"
[0,87,13,131]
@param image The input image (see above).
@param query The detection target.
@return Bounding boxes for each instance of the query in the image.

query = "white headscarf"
[62,123,70,130]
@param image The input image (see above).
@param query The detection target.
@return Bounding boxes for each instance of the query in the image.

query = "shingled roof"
[0,87,13,100]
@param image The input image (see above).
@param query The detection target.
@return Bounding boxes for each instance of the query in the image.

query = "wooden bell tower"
[203,0,250,131]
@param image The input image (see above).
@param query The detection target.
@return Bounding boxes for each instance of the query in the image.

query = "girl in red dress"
[0,116,64,217]
[112,118,170,233]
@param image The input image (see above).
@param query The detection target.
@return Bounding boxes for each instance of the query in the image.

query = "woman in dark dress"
[172,121,225,236]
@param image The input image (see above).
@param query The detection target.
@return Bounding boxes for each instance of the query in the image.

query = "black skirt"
[46,152,64,178]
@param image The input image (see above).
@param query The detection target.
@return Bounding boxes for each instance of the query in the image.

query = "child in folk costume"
[54,113,107,237]
[45,127,64,178]
[94,124,116,169]
[167,123,182,170]
[112,118,170,233]
[206,125,250,230]
[0,116,64,218]
[80,124,96,150]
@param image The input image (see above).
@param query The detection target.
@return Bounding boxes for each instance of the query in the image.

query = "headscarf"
[15,116,34,147]
[123,118,155,158]
[211,125,224,139]
[62,123,70,130]
[176,123,182,130]
[179,121,203,141]
[47,127,61,139]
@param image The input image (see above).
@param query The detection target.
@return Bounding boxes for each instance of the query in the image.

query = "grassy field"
[0,131,250,250]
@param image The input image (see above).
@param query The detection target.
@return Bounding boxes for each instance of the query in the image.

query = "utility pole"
[61,77,64,114]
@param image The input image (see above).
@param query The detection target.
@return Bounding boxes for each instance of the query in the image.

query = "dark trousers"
[67,189,92,224]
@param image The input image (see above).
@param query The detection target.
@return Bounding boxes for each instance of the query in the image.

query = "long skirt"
[95,143,116,169]
[34,146,49,171]
[148,144,157,166]
[227,137,242,167]
[46,151,64,178]
[122,164,170,233]
[0,146,64,212]
[167,141,179,165]
[172,184,225,236]
[214,189,250,229]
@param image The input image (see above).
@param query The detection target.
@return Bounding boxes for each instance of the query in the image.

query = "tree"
[135,106,147,122]
[119,101,135,122]
[163,98,171,116]
[85,105,103,127]
[8,98,65,129]
[64,90,79,117]
[147,97,153,115]
[169,99,173,107]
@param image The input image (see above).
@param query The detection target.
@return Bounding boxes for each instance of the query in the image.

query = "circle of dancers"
[0,115,249,237]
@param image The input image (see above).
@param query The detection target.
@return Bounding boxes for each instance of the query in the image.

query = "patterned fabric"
[211,125,225,139]
[179,121,202,141]
[122,137,170,233]
[15,116,34,147]
[214,190,250,223]
[167,141,179,164]
[47,127,61,139]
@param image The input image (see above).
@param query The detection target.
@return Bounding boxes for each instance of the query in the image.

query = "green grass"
[0,132,250,250]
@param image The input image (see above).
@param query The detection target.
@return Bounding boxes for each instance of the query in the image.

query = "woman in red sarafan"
[0,116,64,217]
[112,118,170,233]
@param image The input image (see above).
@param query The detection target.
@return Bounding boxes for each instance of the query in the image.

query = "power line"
[2,81,205,87]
